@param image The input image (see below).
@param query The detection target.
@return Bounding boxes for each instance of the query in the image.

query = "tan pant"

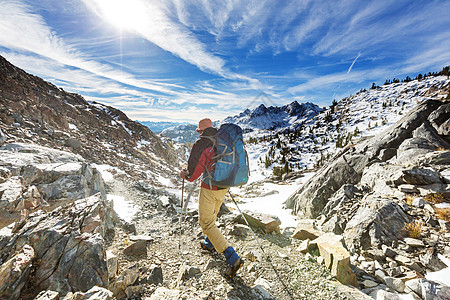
[198,187,230,253]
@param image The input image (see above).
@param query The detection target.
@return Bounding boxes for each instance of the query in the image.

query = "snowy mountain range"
[221,101,322,131]
[160,124,198,144]
[138,121,191,133]
[145,74,449,181]
[153,101,323,144]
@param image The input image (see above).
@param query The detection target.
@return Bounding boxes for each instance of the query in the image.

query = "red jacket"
[185,127,220,190]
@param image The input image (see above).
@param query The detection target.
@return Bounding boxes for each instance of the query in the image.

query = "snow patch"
[92,164,124,182]
[229,180,304,229]
[425,254,450,287]
[156,174,175,188]
[68,123,78,131]
[108,194,138,223]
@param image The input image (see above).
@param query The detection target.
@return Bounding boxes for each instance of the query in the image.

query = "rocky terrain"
[0,55,449,300]
[0,55,184,186]
[0,54,365,300]
[287,99,450,299]
[0,143,365,300]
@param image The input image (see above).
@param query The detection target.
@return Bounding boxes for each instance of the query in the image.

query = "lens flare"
[93,0,148,30]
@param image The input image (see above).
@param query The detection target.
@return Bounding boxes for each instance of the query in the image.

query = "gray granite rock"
[0,194,116,296]
[344,197,410,252]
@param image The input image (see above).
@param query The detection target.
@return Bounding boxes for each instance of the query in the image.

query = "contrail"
[347,52,361,74]
[331,52,361,101]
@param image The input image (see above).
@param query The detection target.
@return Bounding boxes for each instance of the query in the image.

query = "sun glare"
[95,0,148,30]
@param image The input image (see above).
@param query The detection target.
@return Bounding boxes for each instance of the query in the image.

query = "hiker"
[179,118,244,278]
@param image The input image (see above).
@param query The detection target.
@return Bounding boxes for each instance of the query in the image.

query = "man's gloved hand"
[180,169,188,179]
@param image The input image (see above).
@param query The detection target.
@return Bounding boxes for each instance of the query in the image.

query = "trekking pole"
[179,178,185,250]
[228,191,295,300]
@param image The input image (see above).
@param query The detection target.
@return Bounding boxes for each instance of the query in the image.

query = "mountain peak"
[250,103,268,117]
[221,100,322,130]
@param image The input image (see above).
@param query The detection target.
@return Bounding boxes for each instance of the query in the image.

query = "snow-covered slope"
[221,101,322,131]
[244,75,450,181]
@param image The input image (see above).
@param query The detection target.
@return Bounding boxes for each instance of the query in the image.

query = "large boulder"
[292,219,322,240]
[0,143,106,229]
[309,233,357,286]
[394,122,450,165]
[343,196,410,252]
[321,184,360,234]
[285,152,367,218]
[109,264,140,298]
[406,278,450,300]
[427,102,450,139]
[0,194,116,298]
[233,211,281,234]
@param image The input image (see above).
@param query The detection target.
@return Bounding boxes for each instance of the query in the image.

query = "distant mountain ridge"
[161,124,198,144]
[222,101,322,131]
[139,121,191,133]
[152,101,323,144]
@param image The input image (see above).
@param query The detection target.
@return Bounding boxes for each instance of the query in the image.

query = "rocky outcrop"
[286,100,449,218]
[0,194,117,298]
[0,55,182,186]
[286,100,450,299]
[0,143,106,229]
[343,196,410,252]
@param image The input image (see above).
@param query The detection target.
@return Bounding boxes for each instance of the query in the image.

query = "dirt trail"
[107,178,350,299]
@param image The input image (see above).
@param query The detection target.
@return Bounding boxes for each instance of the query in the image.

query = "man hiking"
[179,118,244,278]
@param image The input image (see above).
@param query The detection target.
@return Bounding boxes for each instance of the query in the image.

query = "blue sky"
[1,0,449,122]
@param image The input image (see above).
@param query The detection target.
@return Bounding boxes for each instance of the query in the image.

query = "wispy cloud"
[313,1,450,56]
[0,0,181,94]
[1,52,168,99]
[401,33,450,74]
[1,0,449,123]
[82,0,258,83]
[87,94,240,123]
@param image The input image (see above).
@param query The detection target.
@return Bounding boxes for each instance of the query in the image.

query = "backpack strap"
[200,135,216,189]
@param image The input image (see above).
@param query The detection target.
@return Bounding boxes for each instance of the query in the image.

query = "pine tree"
[442,66,449,77]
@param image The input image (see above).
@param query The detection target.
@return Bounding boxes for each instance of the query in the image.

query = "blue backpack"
[203,124,250,188]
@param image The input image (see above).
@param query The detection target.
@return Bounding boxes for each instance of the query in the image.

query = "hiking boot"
[200,236,214,252]
[223,246,243,278]
[225,257,244,278]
